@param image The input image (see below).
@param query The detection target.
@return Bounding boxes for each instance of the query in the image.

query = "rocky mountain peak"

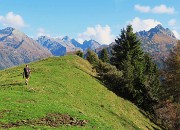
[83,39,100,45]
[149,24,176,38]
[137,24,176,39]
[136,25,177,68]
[62,36,71,41]
[82,39,101,51]
[2,27,15,32]
[38,36,51,41]
[0,27,28,41]
[154,24,164,30]
[148,24,165,34]
[0,27,15,35]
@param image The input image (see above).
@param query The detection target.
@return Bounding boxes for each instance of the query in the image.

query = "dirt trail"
[0,113,88,129]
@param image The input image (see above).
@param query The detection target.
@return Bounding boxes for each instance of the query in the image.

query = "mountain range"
[0,25,178,69]
[36,36,101,54]
[136,24,177,68]
[0,27,52,69]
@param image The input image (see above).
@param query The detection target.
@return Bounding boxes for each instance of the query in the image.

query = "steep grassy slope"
[0,55,161,129]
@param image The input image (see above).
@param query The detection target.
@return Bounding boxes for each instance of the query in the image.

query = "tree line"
[76,25,179,129]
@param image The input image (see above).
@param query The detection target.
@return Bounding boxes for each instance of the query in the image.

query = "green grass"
[0,55,161,130]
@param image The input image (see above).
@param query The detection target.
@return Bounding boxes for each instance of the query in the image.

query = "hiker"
[23,64,31,85]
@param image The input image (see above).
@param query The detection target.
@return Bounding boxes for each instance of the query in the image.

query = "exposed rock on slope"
[136,24,177,68]
[0,27,52,69]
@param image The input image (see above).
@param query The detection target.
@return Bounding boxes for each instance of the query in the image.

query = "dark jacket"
[23,67,30,78]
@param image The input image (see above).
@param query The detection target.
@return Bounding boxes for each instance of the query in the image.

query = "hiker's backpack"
[24,67,30,75]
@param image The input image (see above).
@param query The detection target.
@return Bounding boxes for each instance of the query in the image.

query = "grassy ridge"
[0,55,160,129]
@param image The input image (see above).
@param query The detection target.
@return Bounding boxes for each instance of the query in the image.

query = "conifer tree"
[99,48,109,63]
[110,25,160,111]
[111,25,145,91]
[144,53,161,100]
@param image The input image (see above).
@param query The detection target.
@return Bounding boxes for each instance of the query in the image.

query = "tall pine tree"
[144,53,161,100]
[111,25,160,112]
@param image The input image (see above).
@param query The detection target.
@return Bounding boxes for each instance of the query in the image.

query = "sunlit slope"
[0,55,160,129]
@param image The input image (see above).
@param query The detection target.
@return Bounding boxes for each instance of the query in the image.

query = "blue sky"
[0,0,179,44]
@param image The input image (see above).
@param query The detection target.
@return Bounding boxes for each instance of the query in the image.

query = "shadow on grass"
[138,109,165,130]
[74,66,96,76]
[109,111,141,130]
[0,82,24,87]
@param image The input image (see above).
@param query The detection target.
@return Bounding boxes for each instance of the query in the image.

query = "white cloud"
[134,4,175,14]
[36,28,50,38]
[134,4,150,13]
[168,19,176,26]
[172,30,180,39]
[77,25,115,44]
[0,12,26,29]
[129,17,162,32]
[152,4,174,14]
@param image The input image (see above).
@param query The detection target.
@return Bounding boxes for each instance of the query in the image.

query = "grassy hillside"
[0,55,161,130]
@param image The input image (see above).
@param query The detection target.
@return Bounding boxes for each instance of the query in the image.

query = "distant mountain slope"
[82,40,101,51]
[57,36,82,52]
[37,36,66,56]
[0,55,161,129]
[37,36,102,54]
[136,24,177,68]
[0,27,52,69]
[70,38,83,48]
[37,36,82,53]
[61,36,102,51]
